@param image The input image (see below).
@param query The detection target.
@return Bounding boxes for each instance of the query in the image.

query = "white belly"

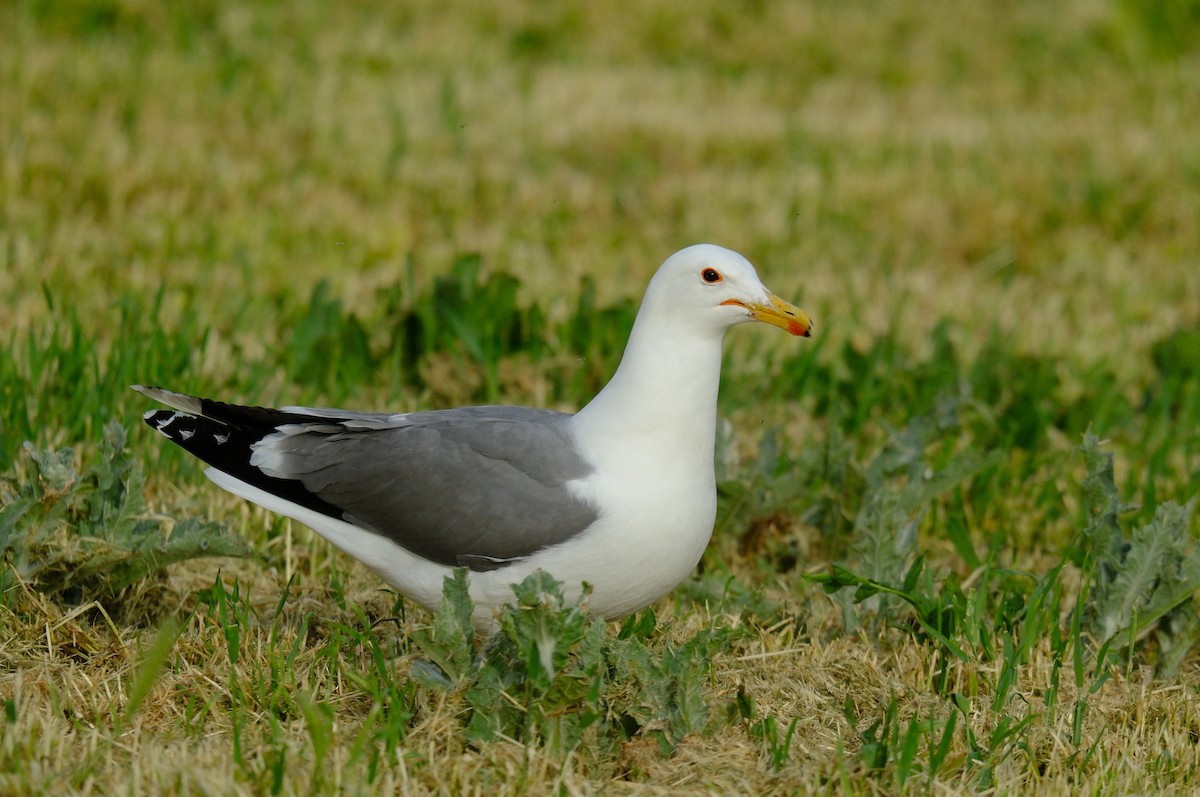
[206,462,717,629]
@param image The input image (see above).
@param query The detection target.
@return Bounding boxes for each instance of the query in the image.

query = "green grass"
[3,0,1200,793]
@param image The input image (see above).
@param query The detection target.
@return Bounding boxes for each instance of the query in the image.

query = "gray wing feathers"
[250,407,598,568]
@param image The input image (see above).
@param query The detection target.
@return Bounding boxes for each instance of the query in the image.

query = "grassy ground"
[3,0,1200,793]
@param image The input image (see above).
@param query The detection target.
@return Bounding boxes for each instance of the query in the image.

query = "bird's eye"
[701,268,722,284]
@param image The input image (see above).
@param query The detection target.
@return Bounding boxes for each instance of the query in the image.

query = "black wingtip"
[142,409,216,445]
[140,407,349,527]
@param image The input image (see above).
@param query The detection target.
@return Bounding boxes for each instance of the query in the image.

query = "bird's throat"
[572,318,724,466]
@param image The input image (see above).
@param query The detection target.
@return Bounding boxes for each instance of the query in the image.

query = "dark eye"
[701,268,722,283]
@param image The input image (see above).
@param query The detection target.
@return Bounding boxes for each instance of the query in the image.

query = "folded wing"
[136,387,598,571]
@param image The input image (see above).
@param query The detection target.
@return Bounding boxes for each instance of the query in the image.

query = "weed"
[1076,434,1200,674]
[0,422,250,611]
[410,570,730,759]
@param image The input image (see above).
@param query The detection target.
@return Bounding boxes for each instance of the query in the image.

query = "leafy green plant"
[608,623,728,753]
[716,426,808,547]
[1076,433,1200,674]
[468,573,605,754]
[410,570,729,758]
[409,570,606,756]
[811,402,1000,631]
[0,422,251,609]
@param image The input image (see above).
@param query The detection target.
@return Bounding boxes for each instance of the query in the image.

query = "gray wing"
[249,406,599,570]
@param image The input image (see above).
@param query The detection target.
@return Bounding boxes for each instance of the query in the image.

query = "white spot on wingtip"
[180,429,194,441]
[214,433,230,445]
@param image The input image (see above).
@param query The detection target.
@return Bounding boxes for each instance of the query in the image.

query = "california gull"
[135,244,812,627]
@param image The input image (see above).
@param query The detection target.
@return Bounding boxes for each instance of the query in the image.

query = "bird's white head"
[643,244,813,339]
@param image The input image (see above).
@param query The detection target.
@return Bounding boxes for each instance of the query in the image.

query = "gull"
[136,244,812,628]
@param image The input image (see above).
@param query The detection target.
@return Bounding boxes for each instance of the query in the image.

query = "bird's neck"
[572,311,725,462]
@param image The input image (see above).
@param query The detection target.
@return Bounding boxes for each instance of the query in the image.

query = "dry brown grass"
[4,557,1199,794]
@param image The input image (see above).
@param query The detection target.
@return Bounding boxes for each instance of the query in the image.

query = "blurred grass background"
[2,0,1200,793]
[5,0,1197,361]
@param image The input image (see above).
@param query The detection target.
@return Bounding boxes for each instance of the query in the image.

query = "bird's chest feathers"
[570,428,717,534]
